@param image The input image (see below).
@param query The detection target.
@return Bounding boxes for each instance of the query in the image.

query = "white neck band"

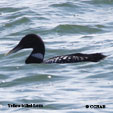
[31,53,43,60]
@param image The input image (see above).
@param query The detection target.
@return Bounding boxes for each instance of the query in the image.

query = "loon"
[6,34,106,64]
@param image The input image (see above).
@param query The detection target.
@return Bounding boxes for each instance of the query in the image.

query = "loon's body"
[6,34,106,64]
[44,53,105,64]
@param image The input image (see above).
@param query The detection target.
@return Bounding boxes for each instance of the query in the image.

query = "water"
[0,0,113,112]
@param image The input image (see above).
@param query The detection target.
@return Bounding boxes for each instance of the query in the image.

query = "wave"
[4,16,31,28]
[87,0,113,5]
[50,24,103,35]
[51,2,78,8]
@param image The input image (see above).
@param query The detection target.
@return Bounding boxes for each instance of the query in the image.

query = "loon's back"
[44,53,106,63]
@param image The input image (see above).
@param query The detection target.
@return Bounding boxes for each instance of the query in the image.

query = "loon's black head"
[6,34,45,64]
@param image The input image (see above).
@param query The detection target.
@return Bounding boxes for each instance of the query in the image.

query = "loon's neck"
[25,48,45,64]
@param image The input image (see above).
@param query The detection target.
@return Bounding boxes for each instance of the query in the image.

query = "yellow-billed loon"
[6,34,106,64]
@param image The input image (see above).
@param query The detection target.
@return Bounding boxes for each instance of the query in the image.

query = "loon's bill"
[6,34,106,64]
[5,45,22,56]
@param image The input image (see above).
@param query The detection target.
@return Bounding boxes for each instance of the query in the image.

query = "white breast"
[31,53,43,60]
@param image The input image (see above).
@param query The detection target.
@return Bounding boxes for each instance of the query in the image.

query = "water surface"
[0,0,113,113]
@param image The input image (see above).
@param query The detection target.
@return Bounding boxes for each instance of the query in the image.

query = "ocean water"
[0,0,113,112]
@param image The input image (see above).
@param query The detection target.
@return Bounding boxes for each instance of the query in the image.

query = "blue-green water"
[0,0,113,113]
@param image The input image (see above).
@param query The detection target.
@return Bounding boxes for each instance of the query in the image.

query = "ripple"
[4,16,31,28]
[51,24,103,35]
[0,73,66,88]
[51,2,78,8]
[0,7,26,13]
[87,0,113,5]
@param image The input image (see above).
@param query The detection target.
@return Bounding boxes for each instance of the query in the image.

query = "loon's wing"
[44,53,106,63]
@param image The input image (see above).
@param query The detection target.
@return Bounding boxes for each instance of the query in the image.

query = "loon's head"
[6,34,45,64]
